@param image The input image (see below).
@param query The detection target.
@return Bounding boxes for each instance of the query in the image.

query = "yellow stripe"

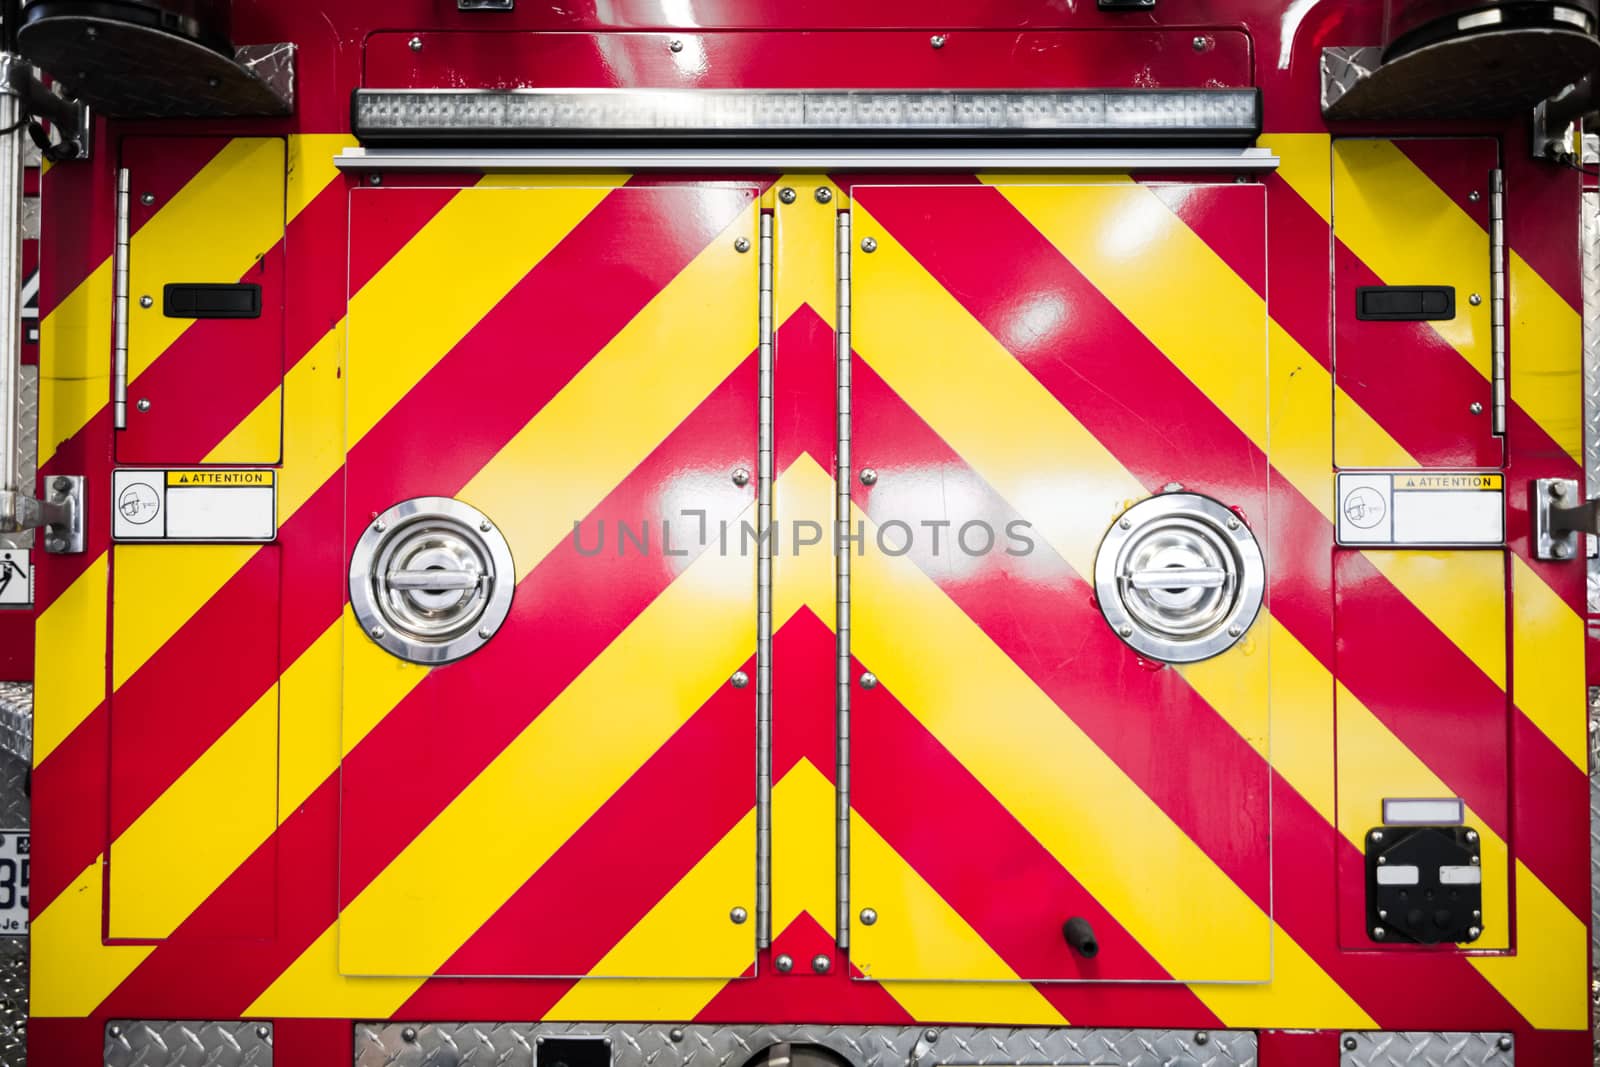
[32,553,107,763]
[1259,133,1331,224]
[30,856,153,1015]
[346,181,624,444]
[107,685,277,938]
[285,134,356,221]
[37,265,109,386]
[774,173,843,327]
[110,543,255,690]
[1509,252,1583,462]
[1361,550,1507,690]
[1470,861,1589,1029]
[1510,554,1587,768]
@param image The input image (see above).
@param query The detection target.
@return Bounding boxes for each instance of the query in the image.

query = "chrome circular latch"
[1094,493,1263,664]
[349,497,515,665]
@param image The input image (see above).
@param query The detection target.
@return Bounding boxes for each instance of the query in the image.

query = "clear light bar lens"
[354,88,1259,139]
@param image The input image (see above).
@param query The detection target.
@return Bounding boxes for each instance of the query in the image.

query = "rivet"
[480,519,492,532]
[136,398,150,412]
[1228,624,1243,637]
[1466,830,1478,843]
[669,38,684,52]
[859,907,878,925]
[1343,1036,1358,1051]
[1470,401,1483,415]
[408,36,422,51]
[930,34,947,48]
[1371,830,1383,842]
[368,173,382,186]
[1193,1032,1209,1046]
[401,1026,417,1043]
[779,187,797,204]
[1377,854,1387,864]
[815,187,834,204]
[140,192,154,206]
[1192,35,1209,51]
[734,236,751,253]
[375,521,387,533]
[860,672,878,689]
[1469,190,1481,202]
[859,468,878,485]
[85,26,97,39]
[860,236,878,253]
[1119,625,1133,638]
[1226,517,1241,529]
[1470,854,1479,865]
[730,906,748,924]
[732,467,751,487]
[1473,909,1482,919]
[477,627,491,640]
[108,1024,121,1038]
[207,75,221,89]
[670,1029,685,1043]
[1119,518,1132,529]
[139,295,153,309]
[1162,481,1184,493]
[1468,292,1482,306]
[1497,1036,1512,1051]
[1377,909,1388,919]
[811,953,831,973]
[774,953,794,973]
[730,670,750,688]
[255,1025,270,1040]
[370,626,385,639]
[924,1029,939,1044]
[1372,926,1386,939]
[1467,925,1481,940]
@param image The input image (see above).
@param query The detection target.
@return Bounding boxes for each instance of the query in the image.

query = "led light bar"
[351,88,1261,145]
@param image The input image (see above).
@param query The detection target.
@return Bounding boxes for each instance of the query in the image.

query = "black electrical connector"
[1062,916,1099,958]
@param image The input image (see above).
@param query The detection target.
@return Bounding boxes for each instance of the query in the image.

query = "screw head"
[108,1025,121,1038]
[732,467,751,487]
[1467,925,1482,940]
[1119,517,1132,529]
[136,398,150,412]
[811,953,831,973]
[860,672,878,689]
[860,236,878,253]
[670,1029,685,1043]
[408,35,422,51]
[256,1025,270,1040]
[859,467,878,485]
[859,907,878,926]
[207,75,221,88]
[1470,190,1481,202]
[774,953,793,973]
[401,1026,418,1043]
[730,906,748,924]
[1371,830,1383,842]
[1192,35,1209,51]
[1228,624,1243,637]
[477,627,491,640]
[730,670,749,688]
[1469,854,1479,865]
[1497,1036,1512,1051]
[1372,926,1386,939]
[368,173,382,186]
[1470,401,1483,414]
[371,626,385,640]
[1377,909,1388,919]
[734,236,751,253]
[1469,292,1482,306]
[139,295,153,309]
[815,187,834,204]
[1343,1036,1358,1051]
[930,34,947,48]
[1377,855,1387,865]
[1193,1032,1209,1046]
[1119,625,1134,638]
[779,187,797,204]
[1226,517,1241,529]
[140,192,155,206]
[669,38,684,52]
[924,1030,939,1044]
[1465,830,1478,843]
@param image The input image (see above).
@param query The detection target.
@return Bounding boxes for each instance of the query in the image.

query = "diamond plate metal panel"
[0,683,32,770]
[0,938,24,1067]
[353,1025,1257,1067]
[1340,1032,1512,1066]
[0,365,37,552]
[105,1020,273,1067]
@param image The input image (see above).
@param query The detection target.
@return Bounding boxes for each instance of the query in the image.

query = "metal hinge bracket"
[1531,478,1591,560]
[0,475,84,553]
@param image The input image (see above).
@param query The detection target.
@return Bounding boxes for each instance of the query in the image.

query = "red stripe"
[123,137,233,243]
[1151,182,1265,297]
[1497,149,1584,313]
[1263,173,1333,369]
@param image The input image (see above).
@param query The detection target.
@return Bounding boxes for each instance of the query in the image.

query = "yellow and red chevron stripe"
[27,137,1589,1065]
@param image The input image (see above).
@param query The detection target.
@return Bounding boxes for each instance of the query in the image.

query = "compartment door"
[336,182,761,979]
[846,181,1271,983]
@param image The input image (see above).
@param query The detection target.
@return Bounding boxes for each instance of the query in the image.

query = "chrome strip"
[112,168,131,431]
[333,146,1281,173]
[754,211,774,950]
[1489,167,1507,436]
[835,208,853,949]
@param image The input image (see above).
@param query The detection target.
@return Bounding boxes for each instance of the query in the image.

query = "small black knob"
[1063,916,1099,958]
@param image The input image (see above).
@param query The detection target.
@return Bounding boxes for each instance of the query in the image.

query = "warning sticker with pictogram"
[112,468,277,542]
[0,550,30,608]
[1336,471,1504,546]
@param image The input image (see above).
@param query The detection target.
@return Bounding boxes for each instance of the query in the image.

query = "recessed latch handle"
[385,568,481,591]
[1532,478,1593,561]
[1126,566,1227,590]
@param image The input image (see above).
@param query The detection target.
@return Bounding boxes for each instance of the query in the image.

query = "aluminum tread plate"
[105,1020,273,1067]
[1340,1032,1512,1066]
[1584,191,1599,609]
[354,1025,1256,1067]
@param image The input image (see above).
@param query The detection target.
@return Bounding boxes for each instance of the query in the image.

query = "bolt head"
[1470,190,1481,202]
[670,1029,685,1043]
[924,1030,939,1044]
[859,467,878,485]
[1470,401,1483,415]
[1228,624,1243,637]
[46,538,65,552]
[732,467,751,487]
[1377,909,1388,919]
[1226,517,1241,529]
[374,520,387,533]
[207,75,221,88]
[669,38,684,52]
[815,187,834,204]
[139,295,153,309]
[1162,481,1184,493]
[370,626,385,640]
[1469,854,1479,865]
[1497,1036,1512,1051]
[734,236,751,253]
[1553,541,1572,559]
[860,236,878,253]
[1466,925,1481,940]
[256,1025,270,1040]
[408,35,422,51]
[136,398,150,412]
[479,519,492,532]
[1466,830,1478,843]
[1469,292,1482,306]
[1192,35,1209,51]
[368,173,382,186]
[1118,517,1132,529]
[774,953,793,973]
[730,670,749,689]
[859,671,878,689]
[1118,625,1134,638]
[1372,926,1386,939]
[811,953,831,973]
[859,907,878,926]
[477,627,491,640]
[401,1026,417,1043]
[1193,1032,1209,1046]
[1343,1036,1358,1051]
[930,34,947,48]
[52,476,70,492]
[140,192,155,206]
[1377,855,1387,864]
[1371,830,1383,842]
[779,187,797,204]
[730,906,748,924]
[1551,480,1569,499]
[108,1025,121,1038]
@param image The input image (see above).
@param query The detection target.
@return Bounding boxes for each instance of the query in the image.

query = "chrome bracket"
[0,475,83,554]
[1532,477,1591,560]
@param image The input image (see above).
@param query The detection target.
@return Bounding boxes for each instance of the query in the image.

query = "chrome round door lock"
[1093,493,1263,664]
[349,496,515,665]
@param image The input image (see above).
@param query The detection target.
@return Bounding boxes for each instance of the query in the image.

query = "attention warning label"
[166,470,274,488]
[1393,473,1503,492]
[1336,469,1504,547]
[114,468,277,542]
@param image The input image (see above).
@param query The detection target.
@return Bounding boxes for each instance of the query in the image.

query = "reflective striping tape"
[1470,860,1589,1029]
[110,543,257,691]
[1360,550,1507,691]
[37,262,110,385]
[773,173,846,327]
[1508,252,1582,462]
[30,855,154,1016]
[1258,133,1332,224]
[1510,550,1588,770]
[31,551,106,763]
[284,134,356,221]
